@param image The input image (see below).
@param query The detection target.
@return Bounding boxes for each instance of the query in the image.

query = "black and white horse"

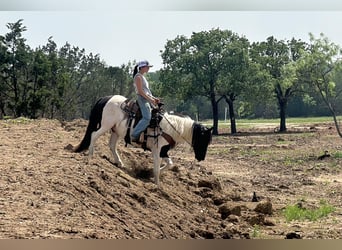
[73,95,212,187]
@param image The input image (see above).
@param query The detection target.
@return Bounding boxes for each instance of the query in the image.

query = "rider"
[131,60,160,143]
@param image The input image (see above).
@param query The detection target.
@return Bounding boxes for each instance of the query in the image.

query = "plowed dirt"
[1,118,342,239]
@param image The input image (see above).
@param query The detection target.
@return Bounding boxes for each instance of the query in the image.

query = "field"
[0,117,342,239]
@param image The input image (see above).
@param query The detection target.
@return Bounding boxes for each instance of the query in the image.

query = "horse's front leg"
[109,131,124,167]
[152,147,162,188]
[159,144,173,173]
[160,157,173,172]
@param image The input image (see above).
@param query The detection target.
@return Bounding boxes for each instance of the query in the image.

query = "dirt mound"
[1,118,342,239]
[0,118,251,239]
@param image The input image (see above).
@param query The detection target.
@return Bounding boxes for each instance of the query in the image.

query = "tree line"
[158,29,342,135]
[1,20,342,135]
[0,19,134,120]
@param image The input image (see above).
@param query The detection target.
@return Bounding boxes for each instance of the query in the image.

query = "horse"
[73,95,213,187]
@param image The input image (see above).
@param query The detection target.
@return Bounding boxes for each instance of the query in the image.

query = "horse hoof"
[115,162,124,168]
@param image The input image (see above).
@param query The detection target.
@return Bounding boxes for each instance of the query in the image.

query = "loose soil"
[0,118,342,239]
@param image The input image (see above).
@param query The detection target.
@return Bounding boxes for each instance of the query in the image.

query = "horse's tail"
[74,96,113,153]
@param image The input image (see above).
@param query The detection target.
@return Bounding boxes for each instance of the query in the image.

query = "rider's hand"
[152,98,160,106]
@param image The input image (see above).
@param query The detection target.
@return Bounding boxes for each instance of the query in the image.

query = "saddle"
[120,99,164,148]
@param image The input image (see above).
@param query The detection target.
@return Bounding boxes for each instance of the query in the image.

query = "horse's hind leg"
[88,127,108,157]
[109,132,124,167]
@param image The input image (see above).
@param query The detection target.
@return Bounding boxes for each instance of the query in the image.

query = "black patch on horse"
[192,123,212,161]
[160,144,171,158]
[74,95,113,152]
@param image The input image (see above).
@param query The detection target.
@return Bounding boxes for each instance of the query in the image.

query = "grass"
[283,200,335,222]
[3,116,32,124]
[202,116,341,129]
[333,151,342,159]
[251,225,261,238]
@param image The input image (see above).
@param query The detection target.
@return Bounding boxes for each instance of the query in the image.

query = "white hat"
[138,60,153,68]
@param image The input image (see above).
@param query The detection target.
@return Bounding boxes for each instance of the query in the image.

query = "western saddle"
[120,99,164,149]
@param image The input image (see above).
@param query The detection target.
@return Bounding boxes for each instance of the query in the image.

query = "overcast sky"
[0,1,342,71]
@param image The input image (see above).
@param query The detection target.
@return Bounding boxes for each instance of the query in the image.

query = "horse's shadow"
[101,154,154,182]
[100,154,174,198]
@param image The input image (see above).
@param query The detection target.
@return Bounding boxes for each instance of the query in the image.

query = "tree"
[250,37,309,132]
[0,19,31,117]
[160,29,249,135]
[57,43,110,119]
[0,30,9,117]
[39,37,63,118]
[28,48,51,118]
[107,64,133,97]
[297,33,342,137]
[217,37,272,133]
[0,19,135,120]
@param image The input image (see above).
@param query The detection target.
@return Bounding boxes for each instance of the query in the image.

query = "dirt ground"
[0,117,342,239]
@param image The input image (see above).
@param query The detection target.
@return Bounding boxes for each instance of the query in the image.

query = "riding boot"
[131,133,144,147]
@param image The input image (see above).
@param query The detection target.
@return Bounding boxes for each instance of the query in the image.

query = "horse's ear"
[208,127,214,132]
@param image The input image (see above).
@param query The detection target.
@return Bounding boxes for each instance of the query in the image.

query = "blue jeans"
[132,95,151,139]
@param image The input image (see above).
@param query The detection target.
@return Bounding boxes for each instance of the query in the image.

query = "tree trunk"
[278,98,287,132]
[327,102,342,138]
[275,84,288,133]
[224,94,237,134]
[228,101,237,134]
[210,93,219,135]
[0,101,5,118]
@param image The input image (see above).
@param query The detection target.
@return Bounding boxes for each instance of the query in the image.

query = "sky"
[0,1,342,71]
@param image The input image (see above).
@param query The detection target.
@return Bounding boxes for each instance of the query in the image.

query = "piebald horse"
[73,95,212,187]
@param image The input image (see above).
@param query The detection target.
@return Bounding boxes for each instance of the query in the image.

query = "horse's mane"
[160,112,194,144]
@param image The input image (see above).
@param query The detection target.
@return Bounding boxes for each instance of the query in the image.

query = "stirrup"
[131,138,141,144]
[131,133,144,144]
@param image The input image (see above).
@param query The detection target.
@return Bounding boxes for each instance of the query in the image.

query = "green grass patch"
[333,151,342,159]
[282,156,305,167]
[202,116,341,128]
[240,149,260,157]
[207,147,231,155]
[3,117,32,124]
[283,200,335,222]
[251,225,261,238]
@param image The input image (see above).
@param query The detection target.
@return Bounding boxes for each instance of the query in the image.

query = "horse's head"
[192,123,213,161]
